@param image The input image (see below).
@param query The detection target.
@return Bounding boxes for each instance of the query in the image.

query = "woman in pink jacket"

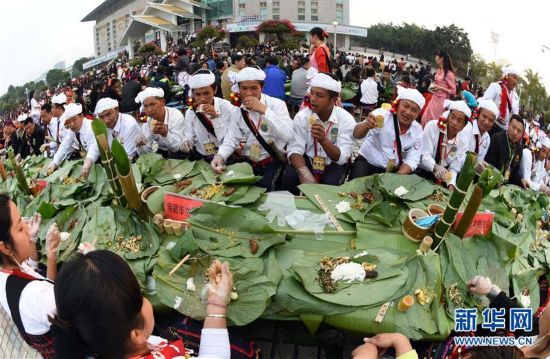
[420,50,456,127]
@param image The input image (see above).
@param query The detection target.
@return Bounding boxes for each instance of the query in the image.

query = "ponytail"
[310,27,329,40]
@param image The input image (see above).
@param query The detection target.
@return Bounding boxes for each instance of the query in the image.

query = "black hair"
[463,346,524,359]
[23,117,34,126]
[41,103,52,112]
[53,103,65,110]
[267,55,279,66]
[310,27,328,40]
[383,68,391,74]
[231,54,244,63]
[215,60,225,70]
[435,50,453,77]
[51,250,145,359]
[0,194,13,266]
[510,114,525,130]
[365,67,375,77]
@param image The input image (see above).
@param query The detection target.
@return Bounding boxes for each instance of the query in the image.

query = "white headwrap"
[188,72,216,90]
[542,137,550,149]
[17,114,27,123]
[477,99,499,118]
[135,87,165,104]
[51,93,67,105]
[396,88,425,109]
[63,103,83,120]
[235,67,266,83]
[502,65,519,77]
[443,99,472,119]
[310,73,341,93]
[94,97,119,115]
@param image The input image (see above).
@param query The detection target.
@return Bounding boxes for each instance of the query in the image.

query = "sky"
[1,0,549,95]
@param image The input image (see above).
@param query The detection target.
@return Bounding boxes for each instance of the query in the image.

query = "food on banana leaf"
[189,183,224,199]
[62,176,80,185]
[414,288,434,306]
[249,239,259,254]
[175,178,193,191]
[428,189,448,202]
[223,187,236,197]
[112,235,143,253]
[448,283,465,307]
[186,278,196,292]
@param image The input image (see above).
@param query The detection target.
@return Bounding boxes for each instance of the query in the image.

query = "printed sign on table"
[164,193,204,221]
[452,212,494,237]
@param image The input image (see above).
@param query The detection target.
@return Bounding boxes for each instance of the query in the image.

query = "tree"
[485,62,502,84]
[138,42,163,56]
[236,35,259,50]
[46,68,70,87]
[72,57,93,77]
[469,54,487,85]
[192,25,226,51]
[256,19,297,43]
[520,69,548,112]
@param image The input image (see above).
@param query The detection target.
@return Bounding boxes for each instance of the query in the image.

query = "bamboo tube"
[111,139,143,213]
[453,185,484,238]
[153,213,165,233]
[0,161,7,181]
[8,149,31,195]
[91,120,126,206]
[169,253,191,277]
[398,295,414,312]
[419,236,433,254]
[434,152,477,247]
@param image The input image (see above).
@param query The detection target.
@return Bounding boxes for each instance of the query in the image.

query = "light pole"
[332,21,338,58]
[490,31,499,62]
[543,45,550,53]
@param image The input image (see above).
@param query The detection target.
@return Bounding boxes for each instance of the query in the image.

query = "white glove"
[433,164,449,181]
[210,154,226,173]
[39,144,48,153]
[45,223,61,258]
[23,213,42,243]
[467,275,500,296]
[135,134,147,147]
[540,184,550,195]
[297,167,316,184]
[0,148,6,156]
[15,154,21,164]
[80,158,94,180]
[180,140,194,153]
[47,162,58,175]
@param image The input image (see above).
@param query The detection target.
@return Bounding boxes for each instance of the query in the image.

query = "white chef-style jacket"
[358,109,423,171]
[183,97,235,157]
[520,148,547,191]
[108,113,141,159]
[360,77,379,105]
[138,106,185,154]
[481,82,519,130]
[420,120,468,186]
[52,119,100,167]
[218,94,292,162]
[287,107,355,166]
[461,120,491,163]
[44,117,61,157]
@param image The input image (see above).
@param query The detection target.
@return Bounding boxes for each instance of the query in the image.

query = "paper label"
[453,212,494,237]
[164,193,204,221]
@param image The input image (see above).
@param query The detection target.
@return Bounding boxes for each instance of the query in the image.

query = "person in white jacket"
[520,137,550,194]
[481,65,520,133]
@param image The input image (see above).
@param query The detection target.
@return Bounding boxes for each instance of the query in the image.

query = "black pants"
[157,148,188,160]
[282,157,349,195]
[246,159,283,192]
[349,155,386,179]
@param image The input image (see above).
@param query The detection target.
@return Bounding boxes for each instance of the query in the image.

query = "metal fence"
[0,306,39,359]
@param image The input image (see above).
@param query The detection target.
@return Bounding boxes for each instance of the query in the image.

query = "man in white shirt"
[419,100,471,189]
[481,65,520,133]
[520,137,550,194]
[181,70,235,162]
[47,103,100,179]
[94,97,141,160]
[350,88,425,179]
[211,66,293,191]
[283,73,355,194]
[134,87,186,159]
[359,67,380,114]
[461,99,499,163]
[50,93,68,145]
[39,103,60,158]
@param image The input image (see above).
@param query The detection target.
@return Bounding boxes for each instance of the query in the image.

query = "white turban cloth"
[63,103,83,120]
[396,88,426,109]
[477,99,499,118]
[235,67,266,83]
[310,73,341,93]
[51,93,67,105]
[443,99,472,119]
[188,72,216,90]
[94,97,119,115]
[135,87,165,104]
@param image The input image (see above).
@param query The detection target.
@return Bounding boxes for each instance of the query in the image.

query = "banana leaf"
[219,162,261,184]
[146,185,177,215]
[151,160,197,186]
[375,174,435,202]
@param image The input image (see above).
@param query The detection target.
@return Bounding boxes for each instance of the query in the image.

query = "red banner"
[453,212,494,237]
[36,180,48,193]
[163,193,204,221]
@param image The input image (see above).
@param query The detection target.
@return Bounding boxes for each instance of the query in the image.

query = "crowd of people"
[1,25,550,358]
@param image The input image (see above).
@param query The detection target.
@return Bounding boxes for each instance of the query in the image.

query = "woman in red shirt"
[309,27,331,73]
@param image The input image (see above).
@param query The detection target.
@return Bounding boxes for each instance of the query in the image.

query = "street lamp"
[490,31,499,62]
[332,21,338,58]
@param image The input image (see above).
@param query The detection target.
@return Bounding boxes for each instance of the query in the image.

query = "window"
[298,1,305,6]
[260,7,267,19]
[273,15,279,19]
[336,4,343,9]
[298,7,305,14]
[336,0,343,3]
[273,7,279,13]
[260,1,267,7]
[336,9,343,17]
[311,8,317,14]
[239,0,245,3]
[311,1,318,6]
[108,47,111,51]
[239,3,245,8]
[311,15,318,21]
[239,9,245,15]
[273,1,279,6]
[298,14,305,20]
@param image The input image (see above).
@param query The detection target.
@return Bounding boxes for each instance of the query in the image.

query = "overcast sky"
[1,0,549,95]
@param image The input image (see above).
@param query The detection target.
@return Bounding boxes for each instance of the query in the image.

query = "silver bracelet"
[206,313,227,319]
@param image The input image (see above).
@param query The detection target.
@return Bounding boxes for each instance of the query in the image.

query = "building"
[82,0,366,63]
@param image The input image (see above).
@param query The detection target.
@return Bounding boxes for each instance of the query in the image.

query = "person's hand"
[351,342,378,359]
[45,223,61,258]
[200,104,219,118]
[80,158,93,180]
[47,163,58,175]
[362,114,378,131]
[467,275,500,296]
[311,122,328,144]
[297,166,316,184]
[23,213,42,243]
[180,140,194,153]
[433,164,449,181]
[210,154,226,173]
[206,260,234,304]
[242,96,267,114]
[0,148,6,156]
[521,179,529,189]
[135,134,147,146]
[153,122,168,137]
[540,184,550,195]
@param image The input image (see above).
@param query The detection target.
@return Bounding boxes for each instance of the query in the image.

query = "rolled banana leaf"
[7,149,31,196]
[434,152,477,246]
[91,119,126,206]
[0,160,7,181]
[111,139,143,214]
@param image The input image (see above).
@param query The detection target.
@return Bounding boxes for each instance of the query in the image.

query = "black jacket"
[120,80,142,113]
[485,131,523,186]
[18,126,45,158]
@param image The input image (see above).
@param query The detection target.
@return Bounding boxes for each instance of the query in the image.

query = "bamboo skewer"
[169,253,191,277]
